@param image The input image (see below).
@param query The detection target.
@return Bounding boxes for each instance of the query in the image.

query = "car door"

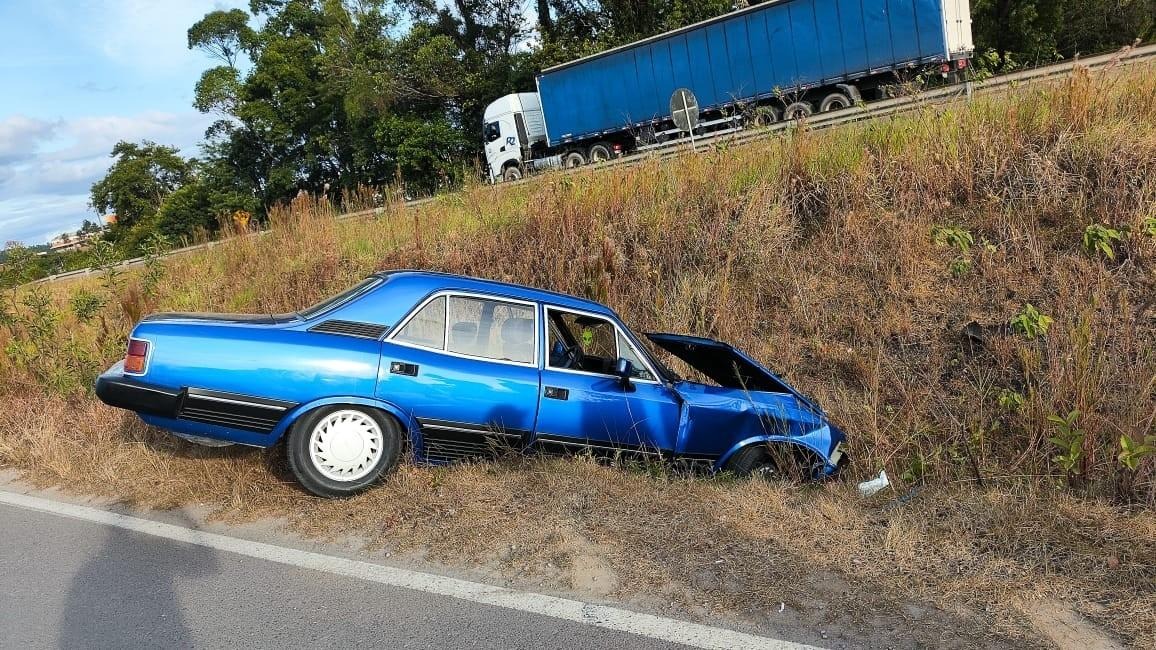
[377,292,541,462]
[533,306,681,457]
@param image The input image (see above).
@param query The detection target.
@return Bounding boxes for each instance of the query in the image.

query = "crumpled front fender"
[716,423,843,475]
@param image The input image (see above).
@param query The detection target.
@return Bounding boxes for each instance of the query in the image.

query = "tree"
[89,141,193,237]
[187,8,255,68]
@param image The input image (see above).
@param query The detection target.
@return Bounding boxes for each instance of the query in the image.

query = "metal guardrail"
[29,44,1156,287]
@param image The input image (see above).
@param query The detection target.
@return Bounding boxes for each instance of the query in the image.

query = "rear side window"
[447,296,535,364]
[393,296,446,349]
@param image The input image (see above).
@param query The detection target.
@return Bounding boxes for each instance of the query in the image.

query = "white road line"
[0,489,819,650]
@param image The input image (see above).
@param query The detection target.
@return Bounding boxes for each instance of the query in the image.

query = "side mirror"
[613,357,634,387]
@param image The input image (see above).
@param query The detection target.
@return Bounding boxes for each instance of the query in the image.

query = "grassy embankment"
[1,65,1154,646]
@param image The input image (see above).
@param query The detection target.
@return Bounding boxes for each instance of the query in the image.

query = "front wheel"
[725,443,823,482]
[502,165,522,182]
[287,406,402,498]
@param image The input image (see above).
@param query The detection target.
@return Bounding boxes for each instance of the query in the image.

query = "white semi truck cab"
[483,93,548,183]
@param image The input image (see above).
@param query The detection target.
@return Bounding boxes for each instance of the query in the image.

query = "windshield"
[298,276,381,320]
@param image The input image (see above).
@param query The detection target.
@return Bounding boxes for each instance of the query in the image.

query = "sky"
[0,0,247,246]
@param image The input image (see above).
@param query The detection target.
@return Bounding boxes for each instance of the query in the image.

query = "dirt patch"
[1022,599,1125,650]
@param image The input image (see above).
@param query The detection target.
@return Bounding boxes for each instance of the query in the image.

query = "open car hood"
[644,333,820,411]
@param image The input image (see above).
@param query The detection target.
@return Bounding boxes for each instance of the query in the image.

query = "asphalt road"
[0,496,808,650]
[0,501,680,649]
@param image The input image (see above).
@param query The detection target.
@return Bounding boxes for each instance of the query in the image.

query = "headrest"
[450,321,477,344]
[500,318,534,345]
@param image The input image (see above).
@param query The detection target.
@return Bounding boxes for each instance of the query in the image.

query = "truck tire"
[819,92,852,112]
[588,142,612,163]
[783,101,814,120]
[502,165,522,182]
[563,151,586,168]
[753,106,780,127]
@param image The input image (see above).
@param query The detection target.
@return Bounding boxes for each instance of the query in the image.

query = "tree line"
[9,0,1151,281]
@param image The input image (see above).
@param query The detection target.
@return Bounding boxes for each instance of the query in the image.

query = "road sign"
[669,88,700,133]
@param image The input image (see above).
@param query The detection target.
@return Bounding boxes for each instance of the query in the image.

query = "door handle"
[543,386,568,400]
[389,361,418,376]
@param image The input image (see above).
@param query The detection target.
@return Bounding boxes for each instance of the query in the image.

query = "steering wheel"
[564,342,584,369]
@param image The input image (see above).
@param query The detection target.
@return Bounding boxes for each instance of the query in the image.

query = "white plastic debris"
[857,470,890,497]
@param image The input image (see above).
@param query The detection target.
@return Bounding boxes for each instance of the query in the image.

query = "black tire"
[563,151,586,168]
[753,106,780,127]
[502,165,522,182]
[286,406,403,498]
[783,101,814,120]
[819,92,852,112]
[725,444,783,478]
[726,443,822,481]
[588,142,612,163]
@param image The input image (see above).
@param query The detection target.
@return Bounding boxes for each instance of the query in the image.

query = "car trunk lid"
[141,312,300,325]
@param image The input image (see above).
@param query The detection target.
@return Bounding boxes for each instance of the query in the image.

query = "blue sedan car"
[96,270,847,497]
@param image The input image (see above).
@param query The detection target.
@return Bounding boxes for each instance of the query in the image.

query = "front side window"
[447,296,535,364]
[616,330,655,381]
[484,121,501,143]
[393,296,446,349]
[547,309,654,380]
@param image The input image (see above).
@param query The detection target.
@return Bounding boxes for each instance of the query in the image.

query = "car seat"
[500,318,534,363]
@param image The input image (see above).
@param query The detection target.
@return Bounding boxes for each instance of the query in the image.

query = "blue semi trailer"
[484,0,973,182]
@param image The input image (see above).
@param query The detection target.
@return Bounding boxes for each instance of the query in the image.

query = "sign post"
[669,88,700,151]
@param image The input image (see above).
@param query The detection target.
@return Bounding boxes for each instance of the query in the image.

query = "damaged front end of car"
[645,333,849,478]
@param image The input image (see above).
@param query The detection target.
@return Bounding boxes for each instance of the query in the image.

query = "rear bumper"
[94,362,180,417]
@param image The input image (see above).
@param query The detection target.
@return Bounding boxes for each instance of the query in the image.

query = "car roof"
[374,270,617,317]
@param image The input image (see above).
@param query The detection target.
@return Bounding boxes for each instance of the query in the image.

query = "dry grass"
[0,390,1152,646]
[3,64,1156,646]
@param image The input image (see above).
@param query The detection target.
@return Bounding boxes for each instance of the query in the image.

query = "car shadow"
[59,510,220,649]
[117,413,263,462]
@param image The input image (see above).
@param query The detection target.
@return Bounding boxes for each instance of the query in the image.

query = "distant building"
[49,234,86,253]
[48,223,105,253]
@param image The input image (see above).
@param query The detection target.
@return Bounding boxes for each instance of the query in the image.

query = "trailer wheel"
[502,165,522,182]
[783,101,814,120]
[753,106,780,127]
[588,143,612,163]
[563,151,586,168]
[819,92,852,112]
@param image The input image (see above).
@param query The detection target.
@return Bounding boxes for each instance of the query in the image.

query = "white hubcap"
[308,410,384,482]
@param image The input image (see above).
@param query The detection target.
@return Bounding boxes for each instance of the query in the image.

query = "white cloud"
[0,116,60,164]
[0,110,214,244]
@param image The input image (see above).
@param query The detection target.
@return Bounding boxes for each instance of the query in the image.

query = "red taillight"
[957,59,968,69]
[125,338,149,374]
[940,63,952,74]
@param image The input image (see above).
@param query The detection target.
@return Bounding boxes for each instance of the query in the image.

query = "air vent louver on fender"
[308,319,388,339]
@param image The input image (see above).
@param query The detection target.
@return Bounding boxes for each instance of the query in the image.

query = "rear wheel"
[753,106,780,127]
[783,101,814,120]
[502,165,522,182]
[819,92,852,112]
[287,406,402,498]
[563,151,586,168]
[588,142,612,163]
